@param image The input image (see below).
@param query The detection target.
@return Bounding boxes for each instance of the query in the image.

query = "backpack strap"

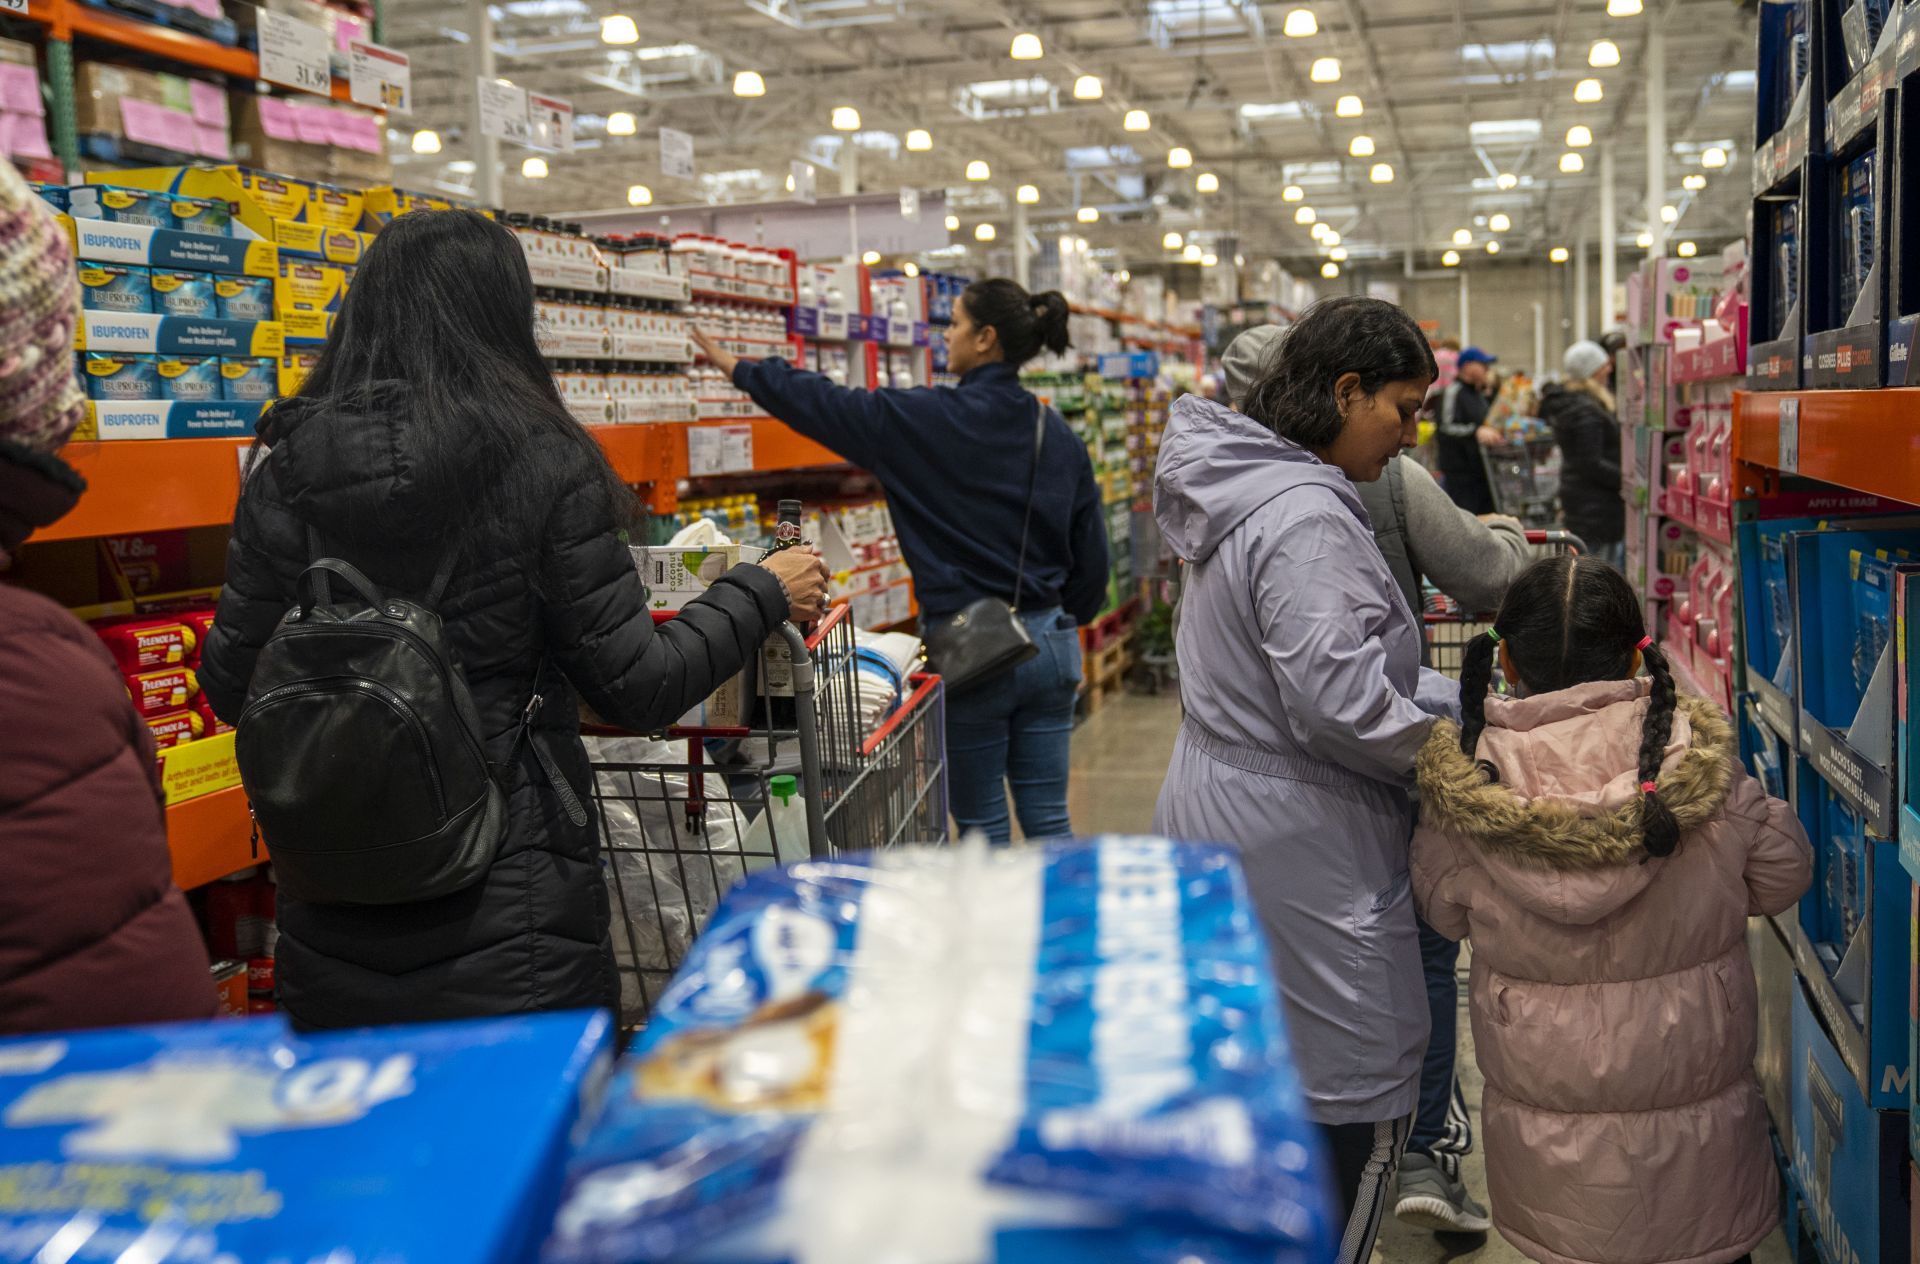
[306,524,462,608]
[510,677,590,827]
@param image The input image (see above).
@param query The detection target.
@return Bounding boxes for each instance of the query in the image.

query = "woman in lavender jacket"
[1153,297,1449,1264]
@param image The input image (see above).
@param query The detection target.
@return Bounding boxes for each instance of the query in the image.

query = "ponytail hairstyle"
[1459,554,1683,857]
[959,278,1071,365]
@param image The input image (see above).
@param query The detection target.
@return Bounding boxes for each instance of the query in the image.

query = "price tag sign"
[476,78,531,144]
[348,41,411,114]
[659,127,695,180]
[1778,397,1800,473]
[790,160,816,205]
[528,92,574,153]
[257,8,333,97]
[687,424,753,476]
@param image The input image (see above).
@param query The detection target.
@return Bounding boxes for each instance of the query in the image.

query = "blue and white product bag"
[546,837,1337,1264]
[0,1010,614,1264]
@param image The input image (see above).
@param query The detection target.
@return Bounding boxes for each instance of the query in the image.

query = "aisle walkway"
[1067,692,1791,1264]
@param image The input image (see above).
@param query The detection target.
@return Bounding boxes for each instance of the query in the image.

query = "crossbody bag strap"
[1009,397,1047,611]
[506,660,591,828]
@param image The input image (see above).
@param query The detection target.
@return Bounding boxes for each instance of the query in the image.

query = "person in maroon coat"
[0,160,216,1033]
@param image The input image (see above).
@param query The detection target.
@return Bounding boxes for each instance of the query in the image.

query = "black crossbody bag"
[922,399,1048,695]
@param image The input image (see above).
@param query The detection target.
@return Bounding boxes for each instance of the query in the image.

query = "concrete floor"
[1067,692,1792,1264]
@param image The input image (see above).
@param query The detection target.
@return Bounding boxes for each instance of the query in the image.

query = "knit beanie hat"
[0,160,85,453]
[1563,339,1611,383]
[0,159,87,564]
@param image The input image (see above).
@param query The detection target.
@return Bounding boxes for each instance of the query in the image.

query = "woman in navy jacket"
[694,279,1108,842]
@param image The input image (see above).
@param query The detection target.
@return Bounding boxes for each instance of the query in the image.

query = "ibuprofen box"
[157,354,222,402]
[81,353,159,401]
[78,263,153,314]
[0,1009,614,1264]
[220,357,278,401]
[214,273,273,321]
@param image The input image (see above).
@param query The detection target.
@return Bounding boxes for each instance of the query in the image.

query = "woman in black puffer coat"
[1539,339,1624,568]
[201,211,828,1030]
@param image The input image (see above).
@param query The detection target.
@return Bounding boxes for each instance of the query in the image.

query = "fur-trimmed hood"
[1416,678,1735,924]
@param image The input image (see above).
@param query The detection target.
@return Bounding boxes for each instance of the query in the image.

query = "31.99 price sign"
[257,7,333,97]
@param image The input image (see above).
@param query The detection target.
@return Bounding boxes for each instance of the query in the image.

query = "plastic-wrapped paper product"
[0,1010,613,1264]
[545,837,1335,1264]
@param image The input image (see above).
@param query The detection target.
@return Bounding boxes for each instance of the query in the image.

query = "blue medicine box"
[0,1009,613,1264]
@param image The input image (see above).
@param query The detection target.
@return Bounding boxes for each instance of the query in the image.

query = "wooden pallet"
[1077,641,1133,717]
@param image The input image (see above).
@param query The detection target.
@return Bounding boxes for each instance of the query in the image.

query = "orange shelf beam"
[27,0,359,102]
[1734,388,1920,503]
[167,786,259,889]
[39,438,250,543]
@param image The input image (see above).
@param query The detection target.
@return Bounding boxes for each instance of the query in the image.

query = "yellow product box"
[361,186,457,228]
[276,261,349,313]
[279,350,321,395]
[273,220,371,265]
[307,183,367,231]
[279,310,336,343]
[233,168,312,221]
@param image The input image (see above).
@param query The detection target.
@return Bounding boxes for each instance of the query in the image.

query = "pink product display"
[119,98,228,160]
[0,63,51,163]
[1666,549,1737,712]
[254,95,382,153]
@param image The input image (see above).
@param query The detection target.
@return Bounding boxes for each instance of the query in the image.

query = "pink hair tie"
[1636,636,1653,650]
[1639,780,1659,794]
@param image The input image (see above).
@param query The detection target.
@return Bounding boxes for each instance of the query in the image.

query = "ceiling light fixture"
[1574,78,1604,103]
[1167,146,1193,168]
[1560,151,1586,173]
[1566,124,1593,147]
[975,223,996,241]
[1164,231,1183,249]
[600,13,638,44]
[606,111,636,136]
[1323,229,1342,245]
[861,250,881,265]
[1202,253,1219,267]
[732,70,766,97]
[1296,205,1316,224]
[1636,229,1654,247]
[904,262,920,277]
[1016,184,1039,204]
[1310,57,1341,83]
[1607,0,1643,15]
[1589,38,1621,66]
[410,129,441,154]
[1330,246,1348,261]
[1370,163,1393,183]
[1123,109,1151,131]
[944,214,960,230]
[1442,249,1461,266]
[1009,31,1043,59]
[1550,246,1570,263]
[627,184,652,206]
[1073,75,1103,100]
[966,159,990,180]
[1311,221,1331,240]
[1282,184,1304,201]
[1678,240,1698,257]
[1701,146,1728,168]
[1077,206,1099,222]
[1196,171,1220,193]
[1321,261,1340,278]
[1486,239,1501,255]
[831,105,860,131]
[1684,173,1707,191]
[521,156,548,178]
[1283,7,1317,36]
[1349,134,1375,157]
[1336,94,1363,117]
[1183,243,1203,261]
[1496,171,1518,190]
[1660,203,1678,222]
[1489,212,1511,232]
[1452,228,1473,246]
[903,129,933,153]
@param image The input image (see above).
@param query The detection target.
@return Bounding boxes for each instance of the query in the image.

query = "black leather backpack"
[234,529,584,906]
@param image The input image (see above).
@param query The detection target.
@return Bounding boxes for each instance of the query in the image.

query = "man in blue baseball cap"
[1434,347,1500,513]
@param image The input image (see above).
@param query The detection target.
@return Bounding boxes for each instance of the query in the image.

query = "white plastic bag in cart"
[585,734,763,1020]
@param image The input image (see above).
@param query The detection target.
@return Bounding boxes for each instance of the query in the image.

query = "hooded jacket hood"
[1416,679,1734,925]
[258,383,478,546]
[1154,393,1366,564]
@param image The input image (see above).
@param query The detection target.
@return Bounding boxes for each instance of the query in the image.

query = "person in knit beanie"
[0,159,88,565]
[0,157,217,1033]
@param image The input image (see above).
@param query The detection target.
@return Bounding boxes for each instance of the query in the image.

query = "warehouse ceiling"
[382,0,1756,274]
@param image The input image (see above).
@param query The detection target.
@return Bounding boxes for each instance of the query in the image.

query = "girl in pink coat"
[1411,556,1811,1264]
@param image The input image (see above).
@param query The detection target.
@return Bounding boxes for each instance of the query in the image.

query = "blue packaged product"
[220,356,279,401]
[151,270,217,319]
[156,354,222,402]
[545,837,1336,1264]
[1852,551,1898,707]
[81,353,159,401]
[0,1010,613,1264]
[1761,531,1795,692]
[214,273,274,321]
[77,263,152,314]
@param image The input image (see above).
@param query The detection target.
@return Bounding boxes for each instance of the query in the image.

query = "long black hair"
[1240,296,1437,448]
[267,208,631,527]
[959,278,1071,365]
[1459,555,1682,856]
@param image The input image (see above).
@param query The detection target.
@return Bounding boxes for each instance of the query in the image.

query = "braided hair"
[1458,554,1683,857]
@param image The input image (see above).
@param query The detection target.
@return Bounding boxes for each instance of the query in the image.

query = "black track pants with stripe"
[1319,1115,1412,1264]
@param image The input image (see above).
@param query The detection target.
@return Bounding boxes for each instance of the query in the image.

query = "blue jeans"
[1409,916,1473,1177]
[944,607,1081,842]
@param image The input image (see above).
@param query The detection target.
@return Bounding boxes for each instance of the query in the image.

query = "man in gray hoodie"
[1219,325,1529,1237]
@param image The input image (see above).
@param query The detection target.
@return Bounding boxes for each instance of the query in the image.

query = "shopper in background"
[1435,347,1501,514]
[201,210,828,1029]
[1154,297,1447,1264]
[694,279,1108,844]
[0,160,217,1033]
[1541,340,1626,568]
[1220,323,1524,1237]
[1413,556,1810,1264]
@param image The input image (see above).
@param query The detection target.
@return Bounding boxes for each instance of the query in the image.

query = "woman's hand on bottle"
[759,547,831,624]
[691,328,742,377]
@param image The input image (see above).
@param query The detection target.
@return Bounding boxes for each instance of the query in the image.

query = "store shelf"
[677,419,844,476]
[587,424,677,487]
[1734,389,1920,503]
[168,786,258,889]
[38,438,251,543]
[24,0,359,102]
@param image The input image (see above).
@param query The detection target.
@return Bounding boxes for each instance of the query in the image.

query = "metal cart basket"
[1425,529,1584,679]
[588,605,947,1026]
[1480,437,1564,527]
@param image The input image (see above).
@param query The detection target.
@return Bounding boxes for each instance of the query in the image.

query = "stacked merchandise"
[922,269,967,387]
[94,607,224,750]
[201,866,277,1016]
[73,62,235,167]
[0,37,53,171]
[813,496,912,629]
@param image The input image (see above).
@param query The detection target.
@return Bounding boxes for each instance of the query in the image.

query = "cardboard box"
[634,544,744,611]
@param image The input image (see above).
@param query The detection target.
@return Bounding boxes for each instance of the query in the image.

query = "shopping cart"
[1480,437,1564,527]
[587,605,947,1026]
[1425,529,1584,679]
